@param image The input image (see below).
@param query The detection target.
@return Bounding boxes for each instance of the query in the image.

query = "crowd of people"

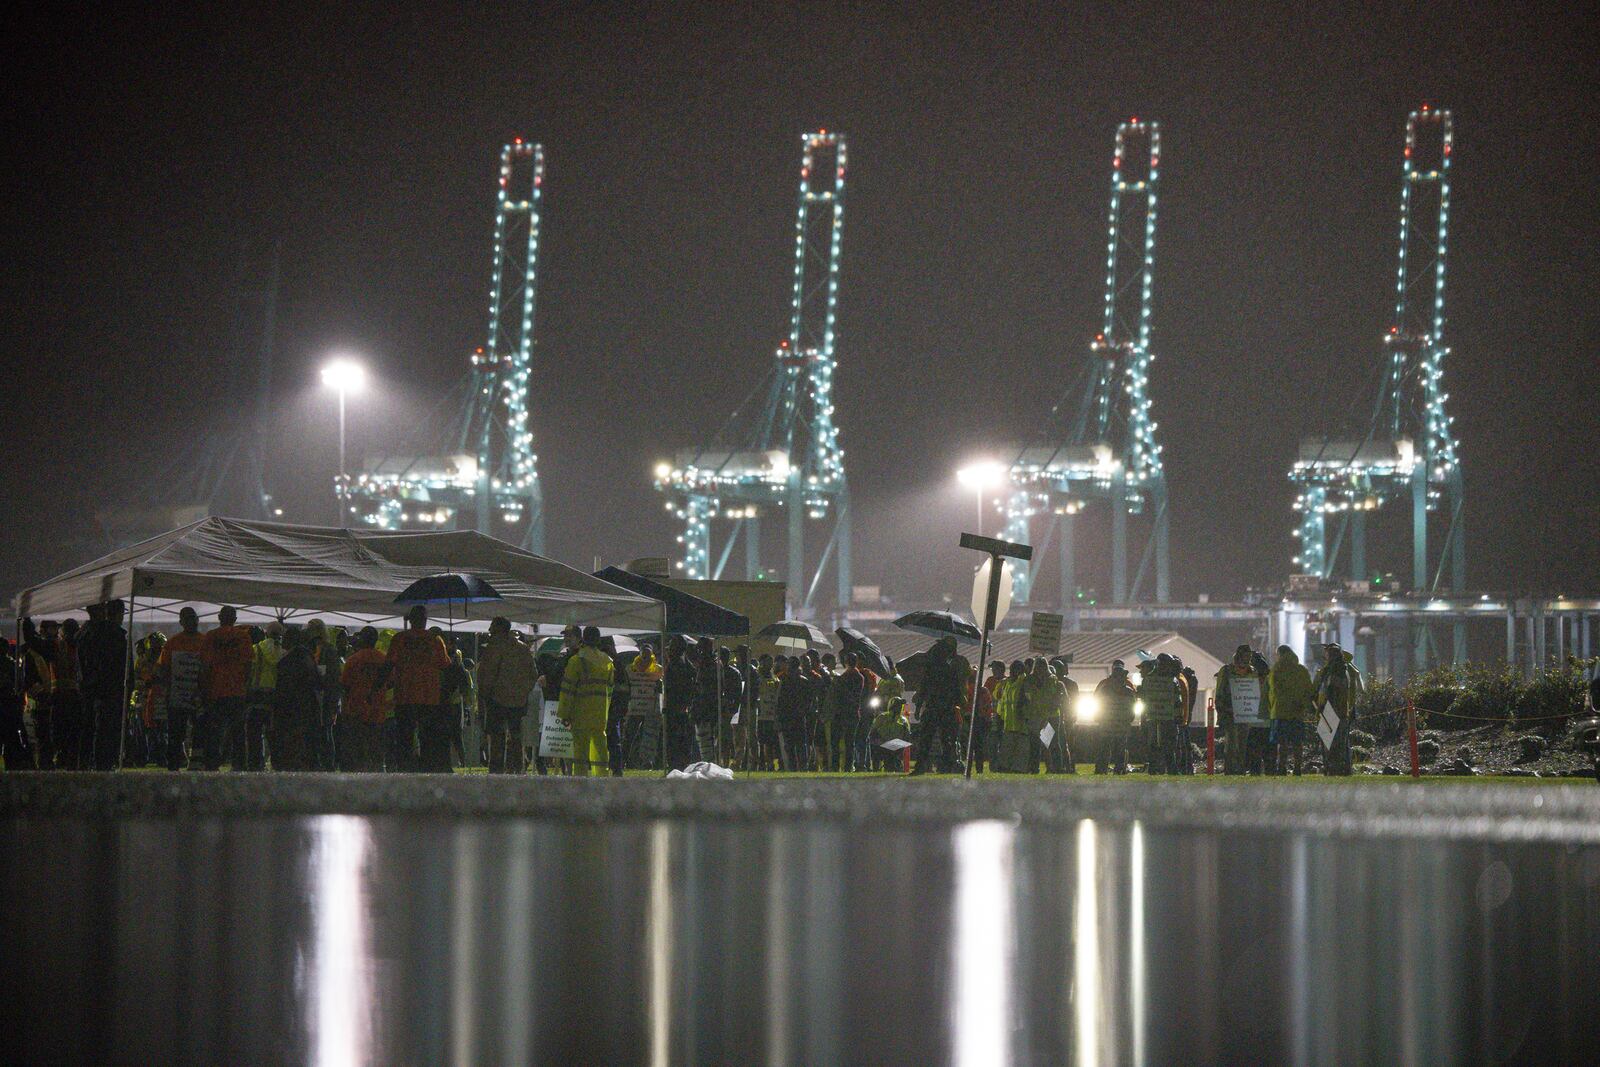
[0,596,1385,777]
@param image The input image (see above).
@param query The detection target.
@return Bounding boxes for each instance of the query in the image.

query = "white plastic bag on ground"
[666,761,735,780]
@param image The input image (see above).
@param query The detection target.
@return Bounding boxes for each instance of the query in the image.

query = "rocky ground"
[1356,717,1600,779]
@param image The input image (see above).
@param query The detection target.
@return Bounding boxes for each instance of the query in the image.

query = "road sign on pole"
[959,532,1033,779]
[971,557,1014,630]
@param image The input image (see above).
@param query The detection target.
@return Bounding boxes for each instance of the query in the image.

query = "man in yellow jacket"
[559,625,614,777]
[1268,645,1316,775]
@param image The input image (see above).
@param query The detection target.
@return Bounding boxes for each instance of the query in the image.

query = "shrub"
[1447,663,1524,727]
[1357,678,1409,741]
[1517,660,1594,730]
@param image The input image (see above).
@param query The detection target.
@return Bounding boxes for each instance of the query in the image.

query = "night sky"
[4,2,1597,609]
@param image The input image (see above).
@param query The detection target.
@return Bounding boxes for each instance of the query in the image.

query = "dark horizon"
[4,3,1597,609]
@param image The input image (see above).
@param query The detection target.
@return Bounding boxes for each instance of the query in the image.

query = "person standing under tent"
[76,600,128,771]
[716,645,744,767]
[387,606,451,773]
[50,619,84,769]
[606,642,629,778]
[19,621,55,768]
[661,636,696,772]
[302,619,341,770]
[157,609,208,771]
[340,627,390,772]
[249,623,285,773]
[476,617,537,774]
[559,625,614,777]
[623,642,664,770]
[0,639,34,769]
[271,627,326,771]
[200,606,254,771]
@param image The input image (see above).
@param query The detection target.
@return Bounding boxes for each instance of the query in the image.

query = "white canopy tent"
[12,517,666,632]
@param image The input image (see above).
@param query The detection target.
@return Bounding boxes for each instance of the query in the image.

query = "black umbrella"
[897,649,931,690]
[835,627,893,677]
[757,619,834,650]
[893,610,982,644]
[395,573,503,629]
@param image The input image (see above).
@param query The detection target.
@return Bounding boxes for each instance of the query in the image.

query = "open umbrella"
[757,620,834,650]
[892,610,982,644]
[835,626,893,677]
[897,649,931,690]
[395,572,503,630]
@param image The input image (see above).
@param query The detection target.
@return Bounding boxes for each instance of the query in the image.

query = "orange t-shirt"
[342,647,391,724]
[203,625,255,700]
[158,630,209,712]
[386,629,450,706]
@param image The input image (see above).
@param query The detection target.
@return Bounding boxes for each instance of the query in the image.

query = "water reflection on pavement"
[4,812,1599,1064]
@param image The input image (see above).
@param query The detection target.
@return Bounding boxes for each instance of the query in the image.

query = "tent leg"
[118,595,136,771]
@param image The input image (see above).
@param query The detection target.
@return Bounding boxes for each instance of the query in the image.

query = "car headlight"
[1133,699,1145,721]
[1075,693,1100,723]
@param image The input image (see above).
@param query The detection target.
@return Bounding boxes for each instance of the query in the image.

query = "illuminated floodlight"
[320,358,367,394]
[956,460,1006,490]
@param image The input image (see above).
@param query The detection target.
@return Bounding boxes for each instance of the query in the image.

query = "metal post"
[1154,482,1170,604]
[336,388,348,527]
[1059,513,1075,614]
[1506,607,1516,670]
[1350,511,1367,582]
[745,516,761,581]
[1412,464,1427,593]
[787,477,804,616]
[964,553,1003,780]
[1111,471,1128,604]
[835,490,852,620]
[1526,611,1537,680]
[117,595,136,770]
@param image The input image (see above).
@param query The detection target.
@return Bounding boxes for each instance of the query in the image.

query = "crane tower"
[349,139,546,553]
[1289,107,1464,660]
[655,130,851,615]
[1002,119,1168,606]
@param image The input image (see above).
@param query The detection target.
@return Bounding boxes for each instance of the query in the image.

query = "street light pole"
[336,386,347,526]
[957,460,1005,541]
[321,357,367,529]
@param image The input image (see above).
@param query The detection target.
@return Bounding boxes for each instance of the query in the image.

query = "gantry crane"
[1002,119,1168,606]
[655,130,851,615]
[349,139,546,553]
[1289,107,1464,663]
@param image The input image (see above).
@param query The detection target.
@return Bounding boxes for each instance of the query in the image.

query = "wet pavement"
[3,775,1599,1065]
